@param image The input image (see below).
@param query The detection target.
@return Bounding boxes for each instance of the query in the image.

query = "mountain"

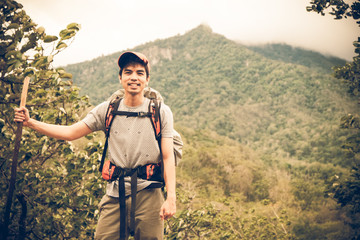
[247,43,347,73]
[65,24,359,167]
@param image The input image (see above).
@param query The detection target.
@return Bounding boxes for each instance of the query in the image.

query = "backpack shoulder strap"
[148,98,164,182]
[105,97,122,137]
[99,98,121,172]
[149,98,162,143]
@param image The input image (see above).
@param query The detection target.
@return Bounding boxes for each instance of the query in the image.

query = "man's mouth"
[128,83,140,87]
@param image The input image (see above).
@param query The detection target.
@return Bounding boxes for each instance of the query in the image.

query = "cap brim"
[118,51,148,69]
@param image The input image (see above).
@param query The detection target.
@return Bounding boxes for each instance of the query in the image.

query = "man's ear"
[118,74,122,82]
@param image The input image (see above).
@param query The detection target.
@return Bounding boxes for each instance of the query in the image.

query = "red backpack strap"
[99,98,122,172]
[149,98,164,182]
[149,98,161,143]
[105,98,122,136]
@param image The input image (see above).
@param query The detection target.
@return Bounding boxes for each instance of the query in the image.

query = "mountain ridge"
[247,43,347,73]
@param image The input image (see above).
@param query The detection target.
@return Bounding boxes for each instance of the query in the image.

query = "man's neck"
[123,92,145,107]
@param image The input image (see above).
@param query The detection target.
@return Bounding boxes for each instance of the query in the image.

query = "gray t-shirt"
[82,97,174,197]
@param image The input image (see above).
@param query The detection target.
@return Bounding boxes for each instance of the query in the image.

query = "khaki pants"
[95,188,164,240]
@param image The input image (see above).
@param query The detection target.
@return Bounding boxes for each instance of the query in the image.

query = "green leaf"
[56,41,67,50]
[60,72,72,79]
[20,42,36,53]
[5,50,18,59]
[7,60,21,71]
[67,23,81,31]
[59,29,76,40]
[43,35,58,43]
[36,26,45,34]
[24,68,35,77]
[47,55,53,62]
[33,56,47,68]
[8,23,20,29]
[23,21,37,32]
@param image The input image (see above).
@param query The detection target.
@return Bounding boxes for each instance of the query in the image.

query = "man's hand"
[160,137,176,220]
[14,107,31,126]
[159,196,176,220]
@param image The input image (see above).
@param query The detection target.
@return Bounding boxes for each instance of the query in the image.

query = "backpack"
[99,87,183,174]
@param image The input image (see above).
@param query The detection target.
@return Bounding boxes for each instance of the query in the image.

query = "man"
[14,51,176,239]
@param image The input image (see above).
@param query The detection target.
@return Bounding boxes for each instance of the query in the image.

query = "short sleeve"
[160,103,174,138]
[82,101,109,132]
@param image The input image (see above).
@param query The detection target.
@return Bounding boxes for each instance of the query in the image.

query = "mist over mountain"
[247,43,347,72]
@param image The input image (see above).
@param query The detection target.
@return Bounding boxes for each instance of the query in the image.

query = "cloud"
[17,0,358,66]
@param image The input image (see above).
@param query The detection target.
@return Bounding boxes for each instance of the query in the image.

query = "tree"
[307,0,360,97]
[307,1,360,239]
[331,164,360,238]
[0,1,104,239]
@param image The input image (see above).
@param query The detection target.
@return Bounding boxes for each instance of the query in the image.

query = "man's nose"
[130,73,138,80]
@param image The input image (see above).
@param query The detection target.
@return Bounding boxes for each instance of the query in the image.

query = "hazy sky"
[17,0,358,67]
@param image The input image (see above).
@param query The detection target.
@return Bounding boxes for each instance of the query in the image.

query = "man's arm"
[159,137,176,220]
[14,106,92,141]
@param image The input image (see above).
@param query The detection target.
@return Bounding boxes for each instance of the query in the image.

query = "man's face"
[119,62,149,96]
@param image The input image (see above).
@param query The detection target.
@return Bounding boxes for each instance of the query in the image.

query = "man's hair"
[119,55,149,77]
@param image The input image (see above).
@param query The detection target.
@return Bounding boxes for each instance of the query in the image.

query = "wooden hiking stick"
[3,77,30,239]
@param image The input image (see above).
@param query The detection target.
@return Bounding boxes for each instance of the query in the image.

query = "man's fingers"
[159,207,165,220]
[14,107,27,122]
[159,206,170,220]
[160,200,176,221]
[159,208,175,221]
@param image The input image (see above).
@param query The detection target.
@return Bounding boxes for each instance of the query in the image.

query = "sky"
[17,0,359,67]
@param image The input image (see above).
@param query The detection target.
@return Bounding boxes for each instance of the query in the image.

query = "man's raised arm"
[14,106,92,141]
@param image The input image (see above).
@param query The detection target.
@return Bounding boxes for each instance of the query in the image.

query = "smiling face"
[119,62,150,96]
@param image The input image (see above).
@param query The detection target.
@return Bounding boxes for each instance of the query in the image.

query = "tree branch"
[271,206,288,235]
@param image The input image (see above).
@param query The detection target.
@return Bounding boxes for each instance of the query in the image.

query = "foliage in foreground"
[0,1,103,238]
[166,199,294,240]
